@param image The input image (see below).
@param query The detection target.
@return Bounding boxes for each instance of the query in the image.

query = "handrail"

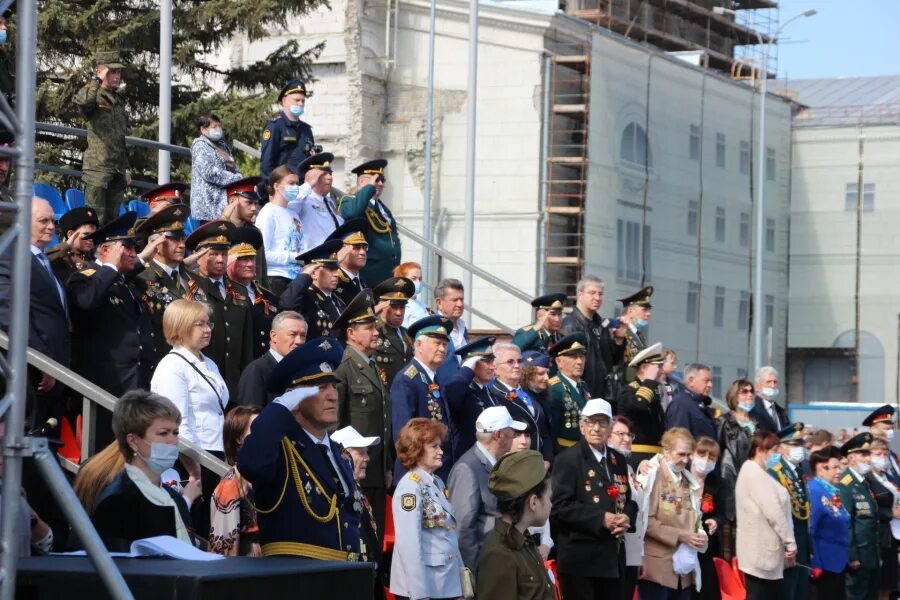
[0,330,228,476]
[36,122,192,156]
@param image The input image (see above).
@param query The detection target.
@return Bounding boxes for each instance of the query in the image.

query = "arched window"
[620,122,651,167]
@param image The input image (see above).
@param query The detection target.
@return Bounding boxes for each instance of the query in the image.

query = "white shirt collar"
[416,359,437,382]
[560,373,580,389]
[304,429,331,447]
[153,258,177,278]
[589,444,607,464]
[849,467,865,482]
[30,244,43,256]
[476,442,498,467]
[763,399,775,411]
[269,348,284,362]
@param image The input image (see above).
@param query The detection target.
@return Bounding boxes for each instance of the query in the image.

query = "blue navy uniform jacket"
[808,477,850,574]
[665,389,717,441]
[259,113,315,188]
[391,358,460,482]
[486,380,554,464]
[237,402,362,559]
[444,366,497,457]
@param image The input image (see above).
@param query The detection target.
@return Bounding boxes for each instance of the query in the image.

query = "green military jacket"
[74,79,129,175]
[475,520,555,600]
[838,467,880,570]
[337,184,401,286]
[511,325,561,354]
[335,346,392,490]
[136,261,206,365]
[548,374,589,448]
[374,319,413,389]
[767,459,811,563]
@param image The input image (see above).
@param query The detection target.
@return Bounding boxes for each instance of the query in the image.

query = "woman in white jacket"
[735,431,797,600]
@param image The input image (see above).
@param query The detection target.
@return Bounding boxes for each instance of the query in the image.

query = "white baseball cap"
[331,425,380,449]
[476,406,527,433]
[581,399,613,420]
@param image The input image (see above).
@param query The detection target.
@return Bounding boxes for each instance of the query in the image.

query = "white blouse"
[150,347,228,452]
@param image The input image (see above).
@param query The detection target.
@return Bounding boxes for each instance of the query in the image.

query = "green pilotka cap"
[488,450,546,502]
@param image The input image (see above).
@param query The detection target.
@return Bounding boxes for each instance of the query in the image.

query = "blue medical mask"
[413,280,423,296]
[205,128,223,142]
[635,319,648,329]
[765,452,782,469]
[668,461,684,475]
[138,440,179,475]
[282,185,300,201]
[738,401,755,413]
[761,387,780,399]
[0,30,7,45]
[289,105,304,118]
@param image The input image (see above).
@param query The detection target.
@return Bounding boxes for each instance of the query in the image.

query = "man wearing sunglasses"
[339,159,401,286]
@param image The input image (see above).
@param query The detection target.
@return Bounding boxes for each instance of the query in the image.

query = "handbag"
[460,566,476,599]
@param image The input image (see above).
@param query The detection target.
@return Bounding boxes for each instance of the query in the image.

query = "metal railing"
[0,330,228,477]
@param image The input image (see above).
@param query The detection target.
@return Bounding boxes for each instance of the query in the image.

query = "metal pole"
[537,53,551,296]
[751,39,767,373]
[158,0,173,183]
[853,132,864,403]
[462,0,478,319]
[422,0,437,290]
[0,0,37,594]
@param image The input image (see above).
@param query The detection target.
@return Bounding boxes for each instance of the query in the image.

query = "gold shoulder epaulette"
[628,380,640,389]
[404,364,418,378]
[840,474,853,485]
[337,270,349,282]
[522,325,534,332]
[409,472,420,483]
[80,268,96,277]
[772,462,783,472]
[548,376,561,385]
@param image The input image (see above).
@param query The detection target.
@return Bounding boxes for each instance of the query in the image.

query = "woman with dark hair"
[808,446,849,600]
[256,165,304,296]
[735,432,797,599]
[476,450,554,600]
[390,418,464,600]
[190,113,243,222]
[209,406,261,556]
[716,378,757,559]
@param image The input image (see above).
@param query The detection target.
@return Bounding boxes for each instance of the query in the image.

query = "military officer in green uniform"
[768,423,811,600]
[838,432,880,600]
[512,292,566,354]
[333,289,392,535]
[372,276,415,388]
[134,204,207,364]
[329,218,369,307]
[618,285,652,382]
[338,159,400,286]
[185,220,255,399]
[547,333,591,451]
[75,51,131,224]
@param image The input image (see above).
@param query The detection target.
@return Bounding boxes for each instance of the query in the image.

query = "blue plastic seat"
[126,199,151,217]
[118,202,128,216]
[184,217,200,235]
[64,188,85,210]
[33,182,67,220]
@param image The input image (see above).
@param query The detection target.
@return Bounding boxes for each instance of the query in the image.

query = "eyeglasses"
[582,419,610,430]
[611,431,635,440]
[739,388,754,395]
[375,175,386,183]
[193,320,214,330]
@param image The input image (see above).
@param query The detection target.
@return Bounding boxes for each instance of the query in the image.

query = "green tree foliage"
[20,0,327,190]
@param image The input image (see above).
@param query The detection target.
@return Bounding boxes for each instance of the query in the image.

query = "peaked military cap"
[226,176,262,201]
[351,159,387,176]
[863,404,895,427]
[185,220,235,252]
[267,337,343,394]
[134,203,190,236]
[489,450,546,502]
[0,130,14,147]
[408,315,452,340]
[87,210,137,246]
[278,79,310,101]
[228,225,263,258]
[454,336,496,360]
[532,292,566,312]
[141,182,187,205]
[841,431,873,456]
[777,422,806,445]
[327,217,368,247]
[296,152,334,176]
[628,341,664,368]
[94,50,125,69]
[619,285,653,308]
[295,238,343,268]
[333,289,377,336]
[373,276,415,304]
[522,350,550,369]
[58,206,99,235]
[549,332,588,357]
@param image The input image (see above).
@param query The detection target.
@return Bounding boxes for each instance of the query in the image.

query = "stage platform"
[16,555,375,599]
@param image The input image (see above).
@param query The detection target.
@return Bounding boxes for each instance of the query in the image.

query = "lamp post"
[714,6,816,372]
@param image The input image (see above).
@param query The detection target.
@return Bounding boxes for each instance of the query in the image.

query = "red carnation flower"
[607,485,620,501]
[810,568,823,581]
[701,496,715,514]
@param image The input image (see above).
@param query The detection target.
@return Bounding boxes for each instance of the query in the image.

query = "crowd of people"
[0,52,896,600]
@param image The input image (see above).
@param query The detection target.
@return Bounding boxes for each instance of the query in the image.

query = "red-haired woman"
[389,418,465,600]
[394,262,431,328]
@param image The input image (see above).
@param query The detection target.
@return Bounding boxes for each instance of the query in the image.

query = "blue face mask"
[0,30,7,45]
[738,401,755,413]
[765,452,782,469]
[289,105,304,118]
[635,319,648,329]
[282,185,300,201]
[413,280,422,296]
[138,440,179,475]
[205,128,223,142]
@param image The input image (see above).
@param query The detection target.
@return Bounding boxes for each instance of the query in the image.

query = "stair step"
[546,206,583,215]
[546,256,583,265]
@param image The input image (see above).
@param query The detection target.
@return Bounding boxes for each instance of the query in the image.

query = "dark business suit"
[486,379,554,464]
[0,248,71,426]
[235,350,278,408]
[749,395,790,434]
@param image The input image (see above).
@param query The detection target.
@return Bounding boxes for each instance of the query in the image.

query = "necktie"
[598,455,609,482]
[353,276,361,290]
[317,444,345,495]
[37,252,65,308]
[215,279,226,298]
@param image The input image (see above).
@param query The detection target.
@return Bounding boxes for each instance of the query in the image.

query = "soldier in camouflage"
[75,51,131,224]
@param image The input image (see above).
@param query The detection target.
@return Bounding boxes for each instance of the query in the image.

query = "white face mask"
[855,461,872,476]
[872,456,890,472]
[761,387,780,399]
[885,429,895,441]
[692,456,716,476]
[787,446,807,465]
[609,444,631,458]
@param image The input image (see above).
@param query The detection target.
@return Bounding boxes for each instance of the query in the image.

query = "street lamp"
[714,6,816,372]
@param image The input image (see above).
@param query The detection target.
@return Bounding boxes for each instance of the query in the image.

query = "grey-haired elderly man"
[750,365,790,434]
[447,406,526,570]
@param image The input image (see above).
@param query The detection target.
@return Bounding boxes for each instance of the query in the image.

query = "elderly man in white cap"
[448,405,527,569]
[551,398,638,600]
[332,425,385,600]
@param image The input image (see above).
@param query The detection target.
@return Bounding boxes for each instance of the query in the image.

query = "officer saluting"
[838,432,880,600]
[237,336,363,561]
[512,293,566,354]
[444,336,498,453]
[227,226,279,360]
[279,238,346,339]
[328,218,369,307]
[618,285,652,382]
[260,79,316,193]
[48,206,99,283]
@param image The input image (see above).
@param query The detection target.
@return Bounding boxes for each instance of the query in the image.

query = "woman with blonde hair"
[74,442,126,516]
